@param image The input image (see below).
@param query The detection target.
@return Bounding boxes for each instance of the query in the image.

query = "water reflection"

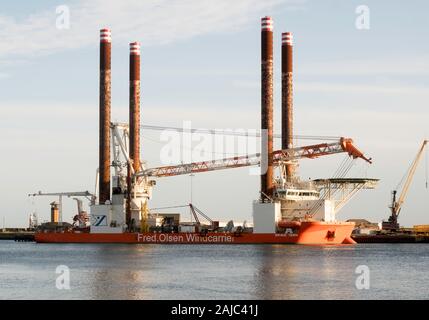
[251,245,296,299]
[88,244,154,299]
[3,242,429,299]
[251,245,362,299]
[79,244,363,299]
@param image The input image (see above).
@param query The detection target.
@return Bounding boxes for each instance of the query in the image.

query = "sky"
[1,0,429,228]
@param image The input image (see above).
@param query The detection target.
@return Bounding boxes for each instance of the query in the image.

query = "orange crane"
[138,137,371,178]
[382,140,428,231]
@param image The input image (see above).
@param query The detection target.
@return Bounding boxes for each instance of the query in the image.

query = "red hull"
[35,221,355,245]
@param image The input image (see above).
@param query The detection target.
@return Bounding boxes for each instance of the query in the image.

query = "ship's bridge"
[274,180,320,201]
[275,188,320,201]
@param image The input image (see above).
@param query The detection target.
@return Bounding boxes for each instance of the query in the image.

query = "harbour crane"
[382,140,428,231]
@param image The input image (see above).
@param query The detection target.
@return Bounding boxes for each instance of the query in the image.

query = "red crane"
[137,137,371,178]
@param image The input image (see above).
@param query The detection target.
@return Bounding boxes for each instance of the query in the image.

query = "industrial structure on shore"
[32,17,379,245]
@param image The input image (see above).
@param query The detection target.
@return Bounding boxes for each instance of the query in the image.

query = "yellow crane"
[383,140,428,231]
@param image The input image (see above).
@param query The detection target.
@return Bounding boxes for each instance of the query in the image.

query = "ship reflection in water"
[1,242,429,299]
[252,245,360,299]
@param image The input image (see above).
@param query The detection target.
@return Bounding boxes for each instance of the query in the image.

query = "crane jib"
[136,138,372,178]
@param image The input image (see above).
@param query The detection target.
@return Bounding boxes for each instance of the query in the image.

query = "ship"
[35,222,356,244]
[34,18,378,245]
[34,175,376,245]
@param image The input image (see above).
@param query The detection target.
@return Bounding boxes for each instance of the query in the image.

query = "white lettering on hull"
[137,233,234,243]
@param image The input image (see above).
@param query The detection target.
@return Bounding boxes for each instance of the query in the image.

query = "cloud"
[296,107,429,144]
[296,82,429,95]
[299,57,429,76]
[0,0,303,59]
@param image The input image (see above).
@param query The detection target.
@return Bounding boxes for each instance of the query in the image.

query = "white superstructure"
[90,122,155,233]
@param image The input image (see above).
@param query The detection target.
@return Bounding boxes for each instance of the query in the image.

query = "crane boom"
[137,137,371,178]
[28,191,94,198]
[73,198,84,214]
[273,138,372,163]
[394,140,428,215]
[141,153,260,178]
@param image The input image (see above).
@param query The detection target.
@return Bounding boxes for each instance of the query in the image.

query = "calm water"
[1,241,429,300]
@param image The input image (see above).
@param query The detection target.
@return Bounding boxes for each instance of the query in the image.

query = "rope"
[150,204,213,224]
[140,124,340,141]
[149,205,189,211]
[307,158,356,217]
[396,158,414,191]
[425,148,428,189]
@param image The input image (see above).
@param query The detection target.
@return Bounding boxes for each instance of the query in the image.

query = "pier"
[0,229,35,242]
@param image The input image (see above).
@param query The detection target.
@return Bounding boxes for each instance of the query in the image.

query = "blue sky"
[1,0,429,227]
